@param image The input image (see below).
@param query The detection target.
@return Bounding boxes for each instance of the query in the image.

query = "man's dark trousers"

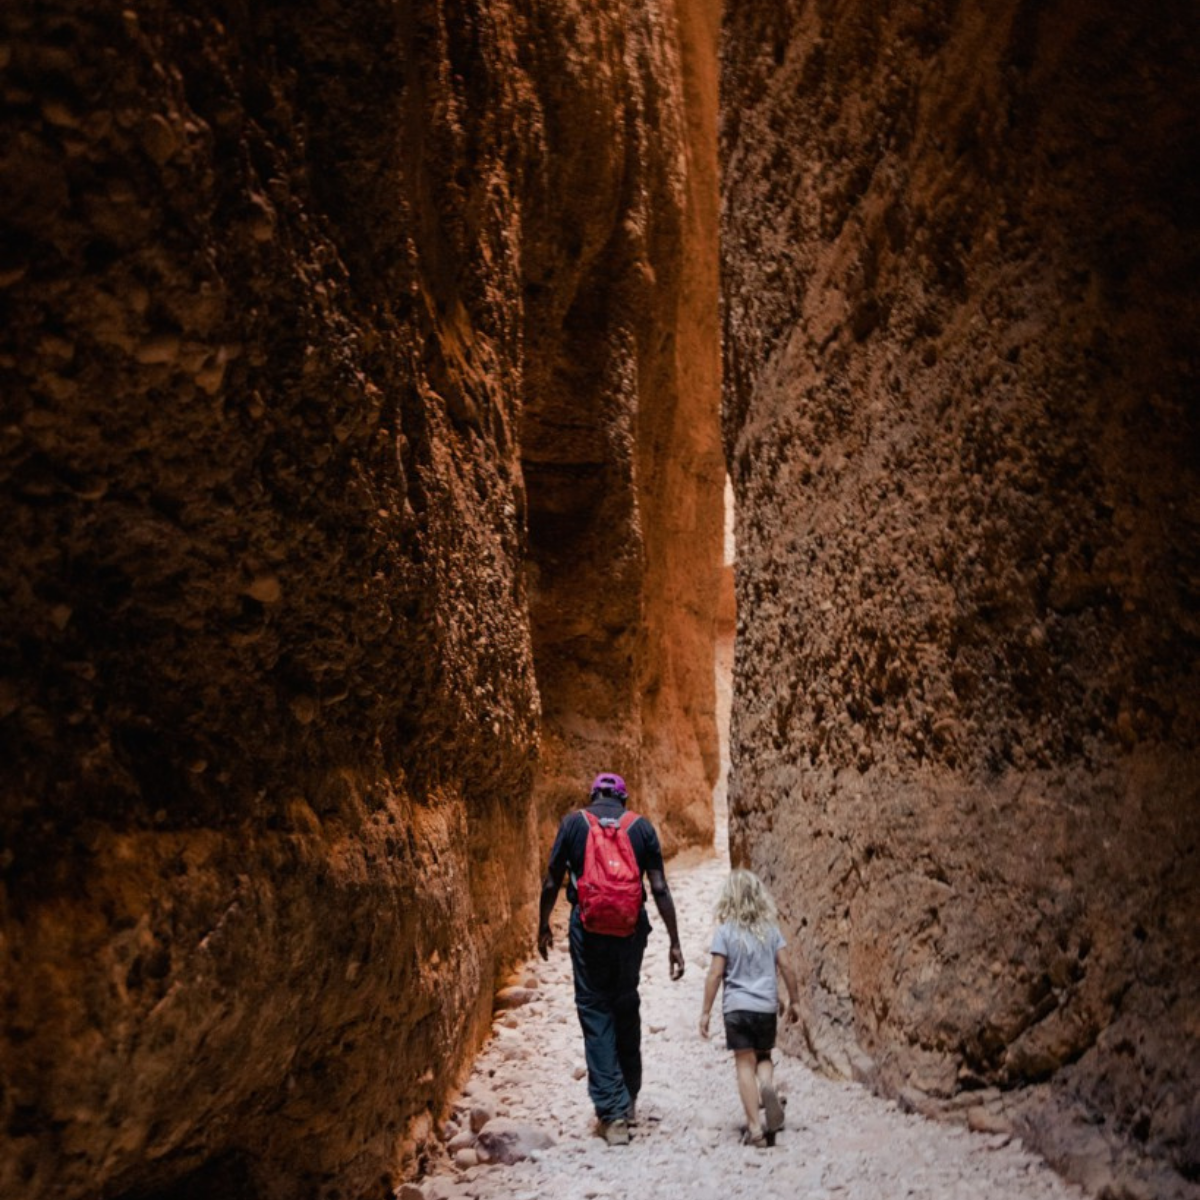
[568,908,649,1122]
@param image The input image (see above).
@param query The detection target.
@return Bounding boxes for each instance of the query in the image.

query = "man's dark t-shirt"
[547,796,665,908]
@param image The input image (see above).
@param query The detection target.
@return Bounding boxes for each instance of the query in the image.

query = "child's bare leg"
[734,1050,763,1135]
[755,1055,775,1091]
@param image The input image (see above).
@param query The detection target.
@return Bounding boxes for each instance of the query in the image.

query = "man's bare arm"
[647,868,684,980]
[537,870,563,959]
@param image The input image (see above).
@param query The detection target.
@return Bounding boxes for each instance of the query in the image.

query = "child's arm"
[777,950,801,1022]
[698,953,726,1039]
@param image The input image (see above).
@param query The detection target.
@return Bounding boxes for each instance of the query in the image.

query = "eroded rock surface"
[521,0,724,855]
[721,1,1198,1195]
[0,2,720,1197]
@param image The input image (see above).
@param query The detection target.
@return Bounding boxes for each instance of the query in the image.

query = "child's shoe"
[762,1083,785,1133]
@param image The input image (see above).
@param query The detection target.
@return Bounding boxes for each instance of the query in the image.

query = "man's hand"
[649,873,684,978]
[537,924,553,961]
[698,1009,711,1039]
[669,942,685,980]
[785,1000,800,1024]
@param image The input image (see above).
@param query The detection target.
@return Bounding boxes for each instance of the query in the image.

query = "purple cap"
[590,772,627,798]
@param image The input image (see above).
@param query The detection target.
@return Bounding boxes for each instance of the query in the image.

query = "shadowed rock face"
[0,2,720,1197]
[721,0,1198,1193]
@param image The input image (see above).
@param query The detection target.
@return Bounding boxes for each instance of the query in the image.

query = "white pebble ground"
[416,831,1091,1200]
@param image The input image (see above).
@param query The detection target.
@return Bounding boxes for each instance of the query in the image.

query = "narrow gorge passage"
[2,2,1196,1198]
[408,819,1087,1200]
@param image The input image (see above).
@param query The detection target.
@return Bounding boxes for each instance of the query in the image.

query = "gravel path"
[411,831,1090,1200]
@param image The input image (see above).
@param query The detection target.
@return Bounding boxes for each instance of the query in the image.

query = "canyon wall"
[721,1,1198,1195]
[0,2,720,1198]
[518,0,724,855]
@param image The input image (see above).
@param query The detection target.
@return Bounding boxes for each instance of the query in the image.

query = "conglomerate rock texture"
[0,2,721,1198]
[722,1,1198,1195]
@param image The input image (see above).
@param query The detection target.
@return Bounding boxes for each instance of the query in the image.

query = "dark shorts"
[724,1009,777,1058]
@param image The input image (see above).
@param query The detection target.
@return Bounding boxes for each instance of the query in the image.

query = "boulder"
[495,986,538,1011]
[468,1104,495,1135]
[474,1119,555,1165]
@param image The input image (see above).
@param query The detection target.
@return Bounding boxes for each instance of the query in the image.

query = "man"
[538,771,685,1146]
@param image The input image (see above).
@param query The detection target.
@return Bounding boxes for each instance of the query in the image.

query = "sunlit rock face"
[721,0,1198,1192]
[521,0,724,857]
[0,2,719,1197]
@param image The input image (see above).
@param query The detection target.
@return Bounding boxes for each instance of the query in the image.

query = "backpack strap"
[570,810,594,888]
[618,811,643,876]
[584,808,641,832]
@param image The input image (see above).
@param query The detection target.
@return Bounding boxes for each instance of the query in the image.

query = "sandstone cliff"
[721,1,1199,1194]
[0,2,720,1197]
[518,0,724,855]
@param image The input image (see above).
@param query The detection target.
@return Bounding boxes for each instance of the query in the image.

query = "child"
[699,868,800,1147]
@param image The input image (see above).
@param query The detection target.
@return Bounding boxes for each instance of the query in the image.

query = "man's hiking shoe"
[762,1083,785,1133]
[603,1118,631,1146]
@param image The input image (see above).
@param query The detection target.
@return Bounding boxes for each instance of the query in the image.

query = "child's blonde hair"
[714,868,778,941]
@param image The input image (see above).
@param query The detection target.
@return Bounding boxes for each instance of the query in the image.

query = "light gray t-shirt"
[711,921,786,1014]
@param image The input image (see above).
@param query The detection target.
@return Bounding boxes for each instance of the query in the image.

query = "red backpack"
[576,810,644,936]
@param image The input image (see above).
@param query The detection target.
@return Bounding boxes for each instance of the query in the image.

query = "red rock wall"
[0,2,720,1197]
[521,0,724,855]
[721,0,1198,1193]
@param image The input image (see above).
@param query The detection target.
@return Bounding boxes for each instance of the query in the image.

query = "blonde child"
[699,868,800,1147]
